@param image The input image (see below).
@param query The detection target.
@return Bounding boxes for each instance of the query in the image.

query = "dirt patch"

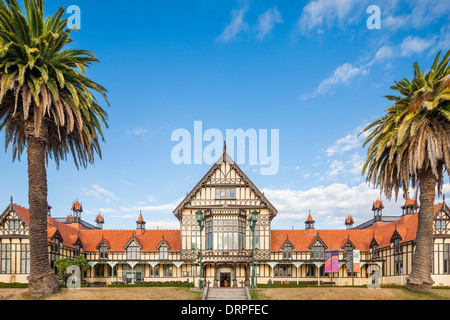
[0,287,201,300]
[253,287,450,300]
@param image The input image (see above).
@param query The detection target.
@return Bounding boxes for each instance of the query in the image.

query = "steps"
[205,288,250,300]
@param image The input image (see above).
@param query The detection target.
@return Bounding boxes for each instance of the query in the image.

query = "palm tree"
[362,50,450,292]
[0,0,108,297]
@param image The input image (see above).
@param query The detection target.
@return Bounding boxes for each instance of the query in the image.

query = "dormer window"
[99,245,108,260]
[372,245,379,259]
[126,242,141,260]
[393,238,403,275]
[283,246,292,260]
[394,238,401,254]
[74,244,81,257]
[159,244,169,260]
[311,246,324,260]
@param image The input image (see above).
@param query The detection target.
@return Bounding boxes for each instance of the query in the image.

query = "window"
[1,244,11,274]
[150,265,160,277]
[283,246,292,260]
[372,245,379,259]
[108,265,118,277]
[126,243,141,260]
[215,189,237,200]
[394,239,403,275]
[239,220,246,250]
[311,246,324,260]
[94,264,105,277]
[444,244,450,274]
[9,220,20,230]
[21,244,30,274]
[274,265,292,277]
[306,265,315,278]
[192,224,200,250]
[50,238,60,269]
[206,220,213,250]
[74,244,81,258]
[99,245,108,260]
[163,264,173,277]
[394,239,401,254]
[254,225,260,250]
[436,219,447,231]
[159,244,168,260]
[212,219,241,250]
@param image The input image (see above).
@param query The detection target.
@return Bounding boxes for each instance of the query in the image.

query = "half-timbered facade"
[1,152,450,287]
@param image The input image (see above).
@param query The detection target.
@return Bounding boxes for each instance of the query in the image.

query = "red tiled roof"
[137,214,145,223]
[306,213,314,223]
[95,214,104,224]
[12,204,29,224]
[345,216,355,225]
[372,200,384,210]
[71,201,83,212]
[403,197,419,208]
[79,229,180,252]
[10,201,449,254]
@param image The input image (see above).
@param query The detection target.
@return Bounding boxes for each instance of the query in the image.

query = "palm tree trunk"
[26,124,59,298]
[406,167,436,292]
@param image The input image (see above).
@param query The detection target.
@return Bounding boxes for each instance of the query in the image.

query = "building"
[1,151,450,287]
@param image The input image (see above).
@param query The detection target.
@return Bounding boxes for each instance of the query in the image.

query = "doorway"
[220,273,231,287]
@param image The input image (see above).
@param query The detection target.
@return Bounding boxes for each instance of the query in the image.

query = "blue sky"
[1,0,449,230]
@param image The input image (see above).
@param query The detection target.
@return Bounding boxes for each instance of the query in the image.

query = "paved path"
[205,288,250,300]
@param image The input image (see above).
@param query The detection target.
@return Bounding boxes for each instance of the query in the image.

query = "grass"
[0,282,28,288]
[108,283,194,288]
[251,285,450,300]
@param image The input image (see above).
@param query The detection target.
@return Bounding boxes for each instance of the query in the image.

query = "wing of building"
[1,152,450,287]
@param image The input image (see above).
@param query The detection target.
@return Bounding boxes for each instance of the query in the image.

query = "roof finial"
[10,196,13,205]
[444,194,446,204]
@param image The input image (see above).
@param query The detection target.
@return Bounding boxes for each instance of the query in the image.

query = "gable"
[173,152,277,221]
[308,235,328,250]
[124,236,143,250]
[341,237,355,250]
[157,238,171,250]
[281,237,295,250]
[0,204,29,238]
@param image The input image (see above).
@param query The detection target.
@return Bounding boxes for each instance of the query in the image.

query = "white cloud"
[326,160,346,179]
[296,0,362,34]
[297,0,450,35]
[119,179,131,185]
[301,63,368,100]
[125,127,148,136]
[300,32,442,100]
[218,6,249,43]
[431,25,450,54]
[368,45,396,66]
[400,36,435,57]
[263,182,401,229]
[256,7,283,41]
[119,198,183,214]
[385,0,450,31]
[83,185,118,203]
[326,124,369,157]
